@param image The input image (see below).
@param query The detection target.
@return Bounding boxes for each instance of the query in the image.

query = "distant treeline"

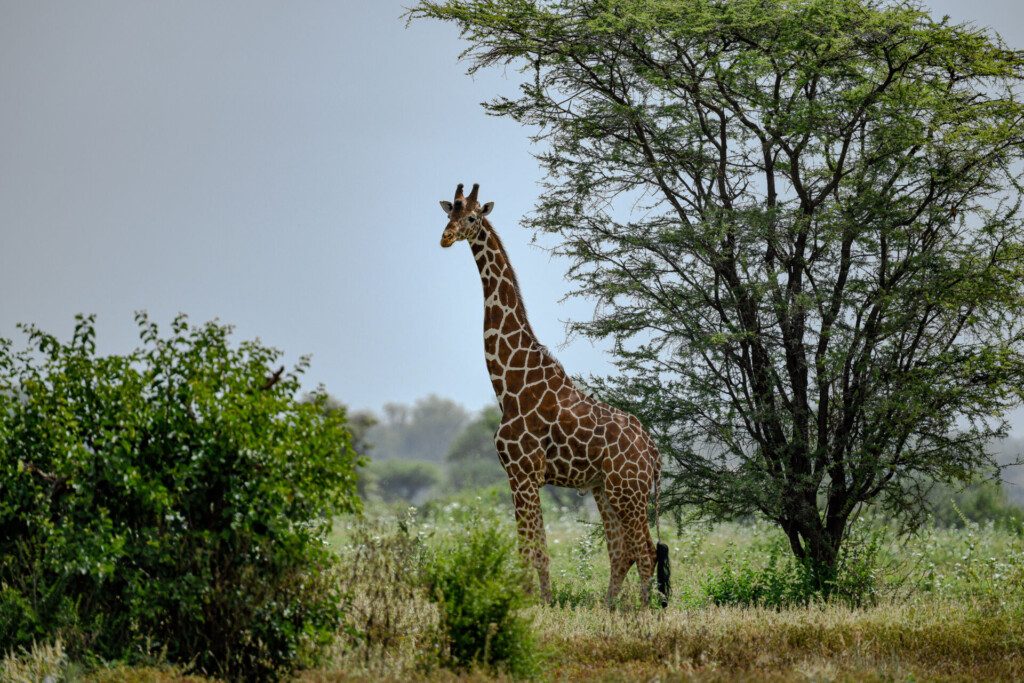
[324,394,1023,527]
[311,394,580,508]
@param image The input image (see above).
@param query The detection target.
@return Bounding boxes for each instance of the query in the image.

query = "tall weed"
[333,513,443,676]
[551,522,602,609]
[0,641,69,683]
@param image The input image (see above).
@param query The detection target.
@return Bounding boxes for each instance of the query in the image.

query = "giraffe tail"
[656,542,670,608]
[654,467,670,608]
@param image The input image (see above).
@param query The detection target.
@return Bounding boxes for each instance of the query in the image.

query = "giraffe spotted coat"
[439,183,661,606]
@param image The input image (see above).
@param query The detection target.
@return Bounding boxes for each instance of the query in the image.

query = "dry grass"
[83,666,210,683]
[0,641,205,683]
[1,640,69,683]
[297,598,1023,681]
[533,599,1024,681]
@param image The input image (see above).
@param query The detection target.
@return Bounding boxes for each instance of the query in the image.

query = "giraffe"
[437,182,670,608]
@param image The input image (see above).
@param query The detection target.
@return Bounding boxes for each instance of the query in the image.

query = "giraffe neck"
[469,219,552,403]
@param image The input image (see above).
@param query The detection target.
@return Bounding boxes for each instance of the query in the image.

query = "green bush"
[703,525,883,609]
[420,512,538,676]
[0,314,362,680]
[702,542,817,608]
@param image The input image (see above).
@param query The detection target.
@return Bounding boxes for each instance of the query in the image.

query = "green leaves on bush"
[703,525,884,609]
[0,314,362,680]
[702,546,820,609]
[420,513,539,677]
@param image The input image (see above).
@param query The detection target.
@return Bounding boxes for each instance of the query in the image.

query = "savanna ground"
[10,488,1021,682]
[319,491,1024,682]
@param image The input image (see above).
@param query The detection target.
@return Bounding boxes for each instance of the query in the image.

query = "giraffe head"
[439,182,494,248]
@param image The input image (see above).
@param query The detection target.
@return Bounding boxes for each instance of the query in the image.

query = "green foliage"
[551,524,602,609]
[0,314,362,680]
[334,514,444,676]
[703,524,884,608]
[410,0,1024,583]
[703,548,816,609]
[420,512,539,676]
[306,393,377,459]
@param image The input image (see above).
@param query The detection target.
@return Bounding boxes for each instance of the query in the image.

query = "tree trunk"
[802,532,840,594]
[785,494,843,594]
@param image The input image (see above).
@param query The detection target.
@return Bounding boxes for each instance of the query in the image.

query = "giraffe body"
[439,183,664,607]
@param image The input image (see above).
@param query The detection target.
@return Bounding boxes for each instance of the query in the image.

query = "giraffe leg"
[509,480,551,602]
[594,484,633,608]
[608,484,657,607]
[495,420,552,602]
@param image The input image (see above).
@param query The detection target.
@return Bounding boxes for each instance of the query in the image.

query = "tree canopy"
[411,0,1024,581]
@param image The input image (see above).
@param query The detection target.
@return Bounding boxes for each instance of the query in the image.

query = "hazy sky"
[2,1,1023,428]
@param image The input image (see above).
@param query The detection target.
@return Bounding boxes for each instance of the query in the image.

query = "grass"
[6,490,1024,681]
[0,640,206,683]
[533,600,1024,681]
[311,493,1024,681]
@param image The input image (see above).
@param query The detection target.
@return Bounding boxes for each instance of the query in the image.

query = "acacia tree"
[411,0,1024,583]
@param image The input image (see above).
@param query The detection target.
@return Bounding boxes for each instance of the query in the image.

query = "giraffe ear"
[480,202,494,216]
[439,200,454,215]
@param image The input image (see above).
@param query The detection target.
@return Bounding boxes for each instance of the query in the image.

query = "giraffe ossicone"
[438,182,670,608]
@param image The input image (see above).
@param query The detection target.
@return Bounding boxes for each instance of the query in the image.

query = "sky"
[2,1,1023,428]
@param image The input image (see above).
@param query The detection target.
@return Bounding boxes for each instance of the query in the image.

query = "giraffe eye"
[468,216,476,223]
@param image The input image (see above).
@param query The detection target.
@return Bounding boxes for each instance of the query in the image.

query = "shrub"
[0,314,362,680]
[420,512,538,676]
[703,524,883,609]
[702,542,817,609]
[831,524,886,607]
